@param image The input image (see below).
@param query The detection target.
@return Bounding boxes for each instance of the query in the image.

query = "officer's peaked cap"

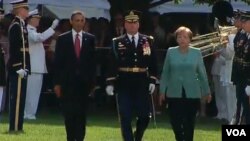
[240,11,250,22]
[124,10,142,22]
[10,0,28,9]
[28,9,41,18]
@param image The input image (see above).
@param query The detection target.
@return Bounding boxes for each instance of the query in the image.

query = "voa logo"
[226,129,247,136]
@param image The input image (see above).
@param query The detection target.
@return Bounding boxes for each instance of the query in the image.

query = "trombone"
[191,25,237,58]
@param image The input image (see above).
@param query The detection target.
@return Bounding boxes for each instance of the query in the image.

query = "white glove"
[106,85,114,96]
[51,19,59,29]
[245,86,250,96]
[149,83,155,95]
[16,69,28,78]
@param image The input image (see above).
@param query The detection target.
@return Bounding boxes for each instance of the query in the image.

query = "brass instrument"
[191,25,237,58]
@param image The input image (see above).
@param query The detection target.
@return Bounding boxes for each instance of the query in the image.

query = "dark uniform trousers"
[235,83,250,124]
[8,17,30,131]
[116,73,151,141]
[168,88,200,141]
[106,33,157,141]
[8,74,27,131]
[235,35,250,125]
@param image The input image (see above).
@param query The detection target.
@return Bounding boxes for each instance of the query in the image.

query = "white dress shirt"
[127,33,139,47]
[72,29,83,48]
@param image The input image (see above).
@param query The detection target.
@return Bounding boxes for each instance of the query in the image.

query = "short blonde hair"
[175,26,193,40]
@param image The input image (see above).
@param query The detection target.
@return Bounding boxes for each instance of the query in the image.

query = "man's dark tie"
[75,33,81,58]
[131,36,136,48]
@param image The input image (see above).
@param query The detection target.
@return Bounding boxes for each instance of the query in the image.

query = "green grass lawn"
[0,108,222,141]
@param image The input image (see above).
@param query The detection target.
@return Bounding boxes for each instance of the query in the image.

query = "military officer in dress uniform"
[230,10,249,125]
[231,11,250,125]
[24,9,58,120]
[237,11,250,125]
[105,10,158,141]
[8,0,30,132]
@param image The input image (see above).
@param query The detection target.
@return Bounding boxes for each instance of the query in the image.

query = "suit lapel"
[69,31,74,46]
[81,32,87,55]
[68,31,77,58]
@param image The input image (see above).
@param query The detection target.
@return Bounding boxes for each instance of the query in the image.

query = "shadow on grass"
[0,106,222,133]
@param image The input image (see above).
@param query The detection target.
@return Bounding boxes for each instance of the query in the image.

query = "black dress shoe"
[8,130,25,134]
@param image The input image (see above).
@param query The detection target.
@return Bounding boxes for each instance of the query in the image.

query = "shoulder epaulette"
[149,35,154,40]
[113,35,124,41]
[8,22,20,33]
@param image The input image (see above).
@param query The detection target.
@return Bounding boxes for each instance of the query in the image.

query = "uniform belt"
[243,62,250,67]
[119,67,148,73]
[20,48,29,52]
[233,57,243,63]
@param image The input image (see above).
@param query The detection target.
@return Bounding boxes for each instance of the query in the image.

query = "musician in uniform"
[231,11,249,125]
[105,10,158,141]
[211,50,226,120]
[234,11,250,125]
[8,0,30,132]
[217,10,246,124]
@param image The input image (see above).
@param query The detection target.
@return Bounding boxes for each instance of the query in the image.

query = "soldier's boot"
[134,130,143,141]
[134,117,150,141]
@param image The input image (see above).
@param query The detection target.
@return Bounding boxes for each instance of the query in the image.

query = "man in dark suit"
[54,10,96,141]
[8,0,30,132]
[106,10,158,141]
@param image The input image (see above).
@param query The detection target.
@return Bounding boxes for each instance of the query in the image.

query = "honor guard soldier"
[236,11,250,124]
[105,10,158,141]
[230,10,250,125]
[8,0,30,132]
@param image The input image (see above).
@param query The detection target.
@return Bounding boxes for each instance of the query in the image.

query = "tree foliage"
[108,0,249,16]
[193,0,250,5]
[108,0,249,12]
